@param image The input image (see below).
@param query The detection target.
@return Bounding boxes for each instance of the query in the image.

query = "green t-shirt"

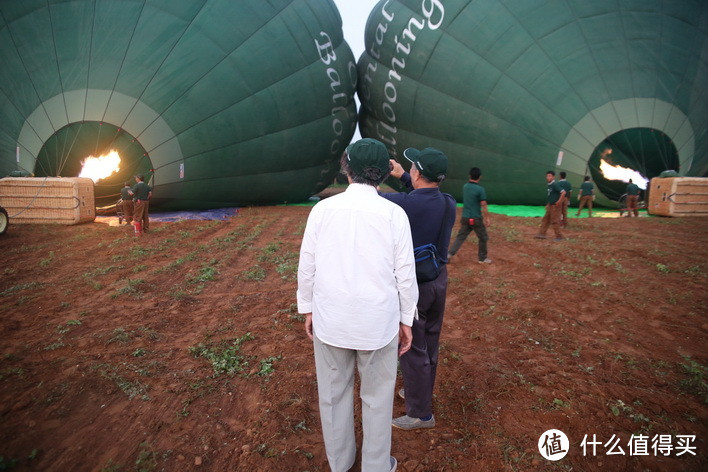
[580,181,594,196]
[461,181,487,219]
[626,182,640,195]
[558,179,572,196]
[547,180,564,204]
[131,181,152,200]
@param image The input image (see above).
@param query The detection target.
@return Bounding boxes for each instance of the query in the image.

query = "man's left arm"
[297,211,318,339]
[481,200,490,227]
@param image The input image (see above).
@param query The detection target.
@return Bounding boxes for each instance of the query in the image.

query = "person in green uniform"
[131,174,152,235]
[558,171,572,227]
[448,167,491,263]
[119,181,134,224]
[576,176,594,217]
[535,171,566,240]
[625,179,641,217]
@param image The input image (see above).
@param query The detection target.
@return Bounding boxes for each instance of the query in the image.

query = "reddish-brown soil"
[0,203,706,472]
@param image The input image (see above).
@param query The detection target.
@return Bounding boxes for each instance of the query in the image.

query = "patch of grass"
[100,458,122,472]
[167,285,189,299]
[189,332,254,377]
[609,399,651,425]
[242,265,267,282]
[603,258,624,272]
[257,244,299,281]
[196,221,220,232]
[0,456,18,469]
[257,355,282,377]
[189,260,219,284]
[0,282,43,297]
[558,268,590,278]
[0,366,25,381]
[108,327,132,344]
[655,263,670,274]
[107,236,129,249]
[132,348,146,357]
[677,356,707,400]
[501,227,522,242]
[131,246,152,258]
[83,265,123,279]
[211,225,247,248]
[39,251,55,267]
[15,295,33,306]
[261,242,280,255]
[44,341,65,351]
[158,251,198,272]
[132,264,147,273]
[111,279,145,299]
[95,364,150,400]
[552,398,570,409]
[135,442,157,471]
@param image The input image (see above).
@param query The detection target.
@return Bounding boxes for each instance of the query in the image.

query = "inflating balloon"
[0,0,357,209]
[358,0,707,205]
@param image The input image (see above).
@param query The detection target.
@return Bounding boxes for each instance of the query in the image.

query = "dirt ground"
[0,200,706,472]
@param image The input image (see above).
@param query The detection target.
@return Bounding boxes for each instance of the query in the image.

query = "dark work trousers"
[401,265,448,418]
[448,217,488,261]
[626,195,639,217]
[133,199,150,231]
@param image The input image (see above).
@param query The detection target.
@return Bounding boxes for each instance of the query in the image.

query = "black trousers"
[400,266,448,418]
[449,217,488,261]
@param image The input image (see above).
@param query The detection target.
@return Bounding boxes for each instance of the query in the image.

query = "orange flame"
[598,159,648,189]
[79,150,121,183]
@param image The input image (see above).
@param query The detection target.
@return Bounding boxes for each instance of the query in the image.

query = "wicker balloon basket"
[0,177,95,225]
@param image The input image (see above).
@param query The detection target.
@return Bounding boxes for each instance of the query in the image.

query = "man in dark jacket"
[383,147,456,430]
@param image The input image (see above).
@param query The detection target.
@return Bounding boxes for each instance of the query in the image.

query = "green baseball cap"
[403,147,448,183]
[345,138,390,176]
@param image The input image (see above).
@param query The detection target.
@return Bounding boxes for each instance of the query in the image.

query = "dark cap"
[345,138,390,176]
[403,147,448,183]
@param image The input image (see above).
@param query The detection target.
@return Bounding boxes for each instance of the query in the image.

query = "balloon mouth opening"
[33,122,153,208]
[588,127,680,201]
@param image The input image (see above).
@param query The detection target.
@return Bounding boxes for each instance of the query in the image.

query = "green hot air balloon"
[0,0,357,209]
[358,0,707,205]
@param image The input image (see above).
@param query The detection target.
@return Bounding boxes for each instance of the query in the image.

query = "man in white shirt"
[297,138,418,472]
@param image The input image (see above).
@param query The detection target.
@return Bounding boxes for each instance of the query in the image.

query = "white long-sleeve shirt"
[297,183,418,350]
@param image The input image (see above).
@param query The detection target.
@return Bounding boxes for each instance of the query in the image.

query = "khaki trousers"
[539,203,563,238]
[313,335,397,472]
[121,200,134,223]
[133,200,150,231]
[626,195,639,217]
[577,196,593,216]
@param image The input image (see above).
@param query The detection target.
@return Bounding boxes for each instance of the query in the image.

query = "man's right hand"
[304,313,313,341]
[398,324,412,356]
[389,159,405,179]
